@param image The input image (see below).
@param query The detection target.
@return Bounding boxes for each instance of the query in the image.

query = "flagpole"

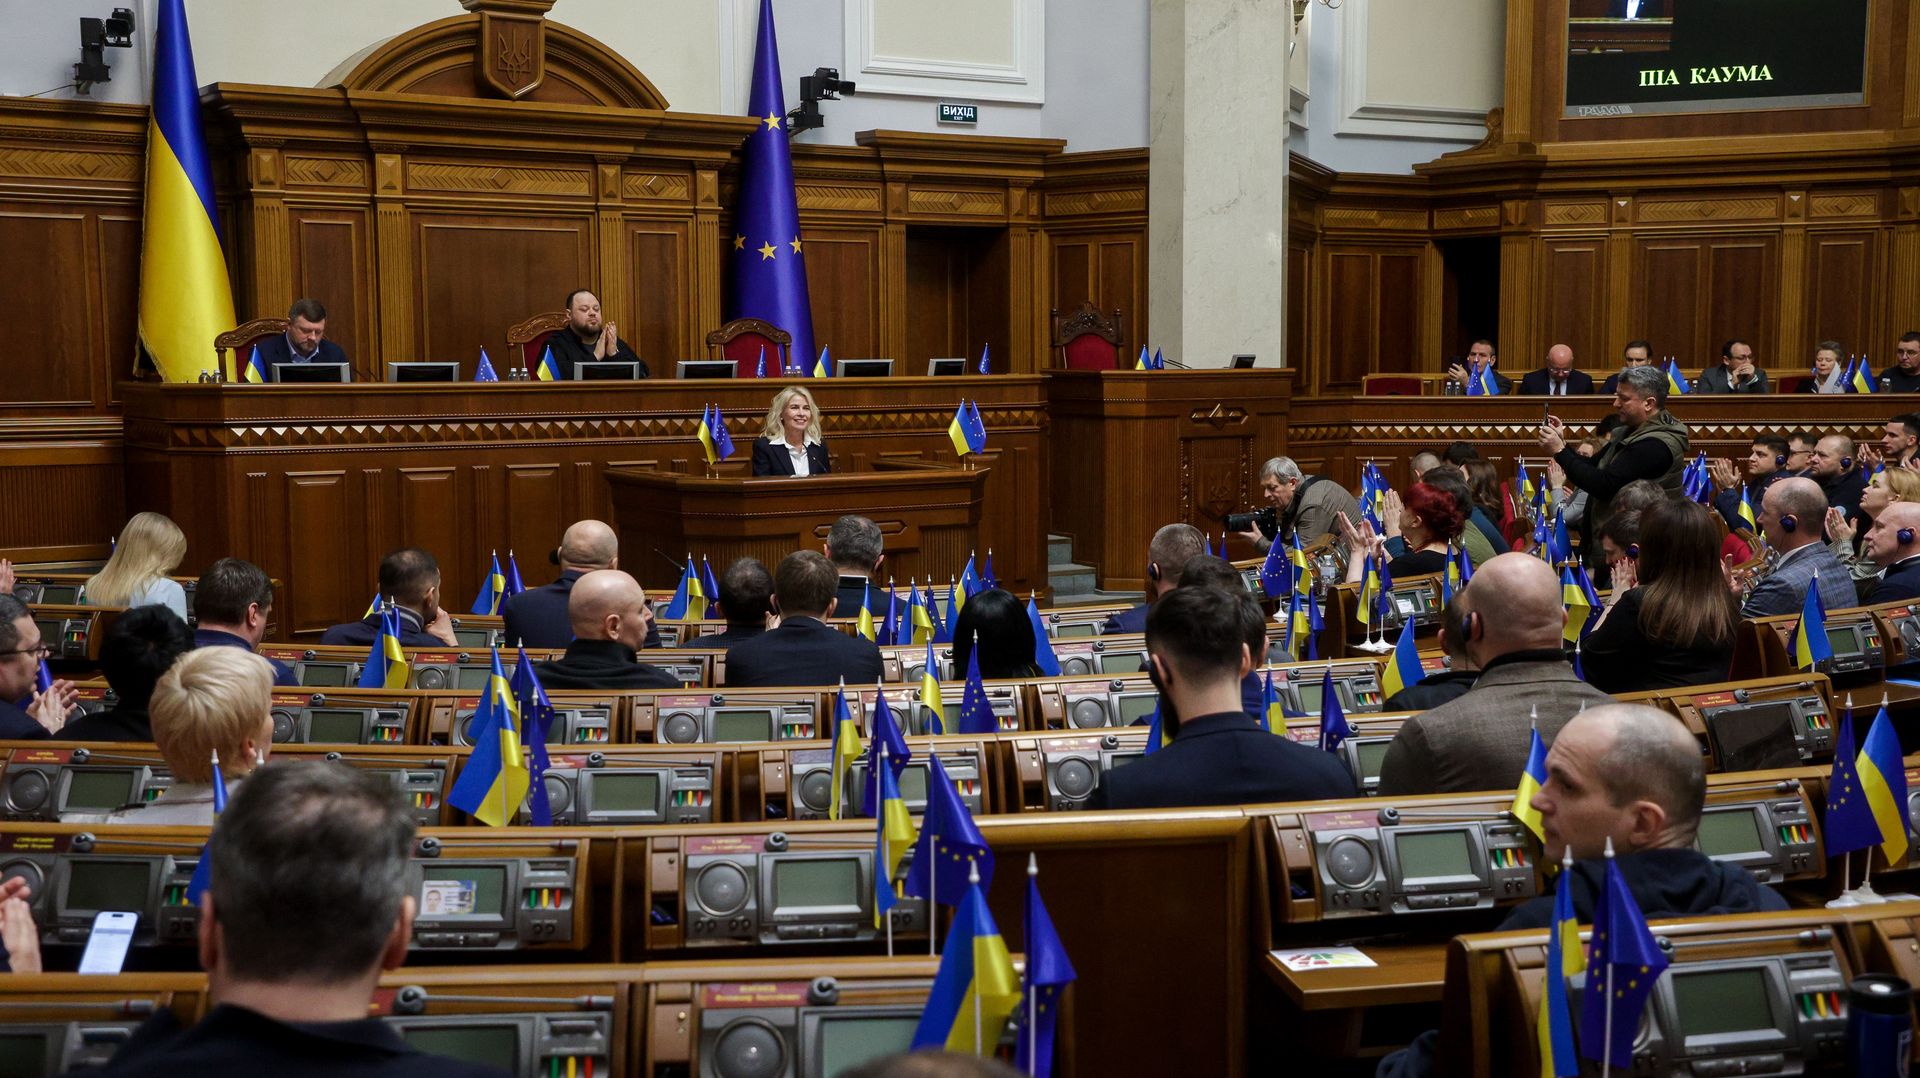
[929,842,938,957]
[882,739,894,957]
[970,859,983,1056]
[1028,852,1040,1078]
[1601,837,1616,1078]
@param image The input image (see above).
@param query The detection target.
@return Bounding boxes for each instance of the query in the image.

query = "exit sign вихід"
[939,103,978,124]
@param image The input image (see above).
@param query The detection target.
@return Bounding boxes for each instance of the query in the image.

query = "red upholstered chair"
[707,317,792,378]
[214,318,288,379]
[1773,373,1811,394]
[506,311,569,373]
[1362,374,1427,396]
[1051,302,1124,370]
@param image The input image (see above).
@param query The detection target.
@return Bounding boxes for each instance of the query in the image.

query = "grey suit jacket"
[1742,541,1858,618]
[1374,653,1613,797]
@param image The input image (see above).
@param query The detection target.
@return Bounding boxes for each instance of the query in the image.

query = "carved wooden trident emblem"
[475,11,545,98]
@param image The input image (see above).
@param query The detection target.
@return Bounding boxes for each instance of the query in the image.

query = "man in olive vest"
[1538,364,1690,566]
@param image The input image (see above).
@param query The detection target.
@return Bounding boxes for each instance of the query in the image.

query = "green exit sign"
[939,103,978,124]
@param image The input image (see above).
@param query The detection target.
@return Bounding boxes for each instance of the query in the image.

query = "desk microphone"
[655,548,687,573]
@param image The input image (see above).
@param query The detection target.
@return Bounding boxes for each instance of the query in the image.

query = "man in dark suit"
[1088,587,1355,810]
[825,515,885,617]
[1864,503,1920,604]
[62,605,193,742]
[1519,343,1595,396]
[254,298,349,378]
[0,595,74,740]
[503,520,625,649]
[1599,339,1654,395]
[189,557,296,687]
[533,570,681,690]
[1808,435,1870,528]
[320,548,459,649]
[542,288,645,379]
[690,558,774,648]
[1695,338,1770,394]
[723,551,883,687]
[1102,523,1206,634]
[1444,339,1512,394]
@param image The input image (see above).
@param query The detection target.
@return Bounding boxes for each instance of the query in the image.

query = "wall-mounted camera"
[787,67,856,133]
[75,8,136,95]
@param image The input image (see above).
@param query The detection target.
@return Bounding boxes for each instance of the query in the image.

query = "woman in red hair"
[1339,480,1467,582]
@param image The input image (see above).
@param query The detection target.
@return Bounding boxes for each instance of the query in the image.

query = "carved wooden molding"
[282,155,368,189]
[1049,301,1122,347]
[0,146,139,183]
[1809,192,1879,218]
[334,12,667,110]
[906,187,1005,217]
[407,161,591,197]
[1432,205,1500,231]
[623,171,691,202]
[795,184,883,212]
[705,317,791,348]
[1542,201,1607,227]
[1637,196,1780,224]
[1189,404,1250,430]
[1045,188,1147,217]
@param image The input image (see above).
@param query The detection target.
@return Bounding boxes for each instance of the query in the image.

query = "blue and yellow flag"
[1381,620,1423,699]
[138,0,235,382]
[1850,355,1876,394]
[1142,700,1171,755]
[959,554,982,603]
[697,404,721,464]
[1560,565,1593,644]
[356,606,409,689]
[920,637,946,735]
[1289,533,1312,596]
[1791,572,1832,670]
[856,580,877,641]
[242,345,268,384]
[813,345,832,378]
[1858,705,1910,865]
[1134,345,1150,370]
[184,749,226,905]
[1356,555,1380,623]
[911,874,1021,1053]
[828,681,860,820]
[1261,669,1285,733]
[1736,488,1758,529]
[909,582,935,645]
[958,644,998,734]
[1664,358,1691,395]
[948,401,975,458]
[660,556,705,620]
[1016,859,1077,1078]
[533,344,563,382]
[1318,670,1352,752]
[446,650,531,827]
[872,745,918,927]
[362,591,382,619]
[1511,726,1548,843]
[1537,850,1581,1078]
[1443,544,1460,605]
[904,755,993,904]
[470,551,507,615]
[1027,594,1062,676]
[1578,843,1669,1069]
[729,0,816,365]
[1823,704,1880,857]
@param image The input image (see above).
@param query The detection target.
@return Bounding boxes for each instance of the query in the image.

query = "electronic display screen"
[1099,652,1146,674]
[1355,740,1392,780]
[713,708,775,742]
[773,857,861,912]
[0,1032,48,1077]
[1116,694,1158,725]
[1672,968,1777,1039]
[419,865,505,919]
[454,666,492,691]
[1055,623,1096,639]
[306,709,366,744]
[1110,751,1143,768]
[815,1014,920,1076]
[302,664,351,687]
[1695,808,1766,857]
[1825,625,1863,656]
[1395,830,1475,881]
[589,771,661,811]
[898,765,929,803]
[40,584,81,604]
[33,619,62,647]
[1706,703,1798,772]
[400,1024,520,1067]
[1564,0,1867,117]
[64,860,152,912]
[451,627,490,647]
[64,770,138,811]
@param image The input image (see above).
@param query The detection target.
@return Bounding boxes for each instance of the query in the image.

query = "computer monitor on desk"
[926,358,966,376]
[274,362,350,383]
[576,362,640,380]
[676,360,738,379]
[837,359,894,378]
[386,362,459,382]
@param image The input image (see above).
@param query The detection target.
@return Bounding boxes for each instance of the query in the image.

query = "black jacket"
[532,639,682,691]
[835,575,883,617]
[541,327,646,379]
[0,698,47,740]
[1519,368,1595,396]
[501,571,663,650]
[689,625,766,649]
[1500,847,1789,930]
[1822,466,1869,525]
[95,1003,507,1078]
[751,436,833,477]
[1088,711,1357,810]
[1879,365,1920,394]
[1866,555,1920,605]
[194,628,297,687]
[1381,669,1477,712]
[59,706,152,743]
[254,333,349,376]
[1101,603,1149,634]
[318,607,445,649]
[722,616,883,687]
[1580,588,1734,694]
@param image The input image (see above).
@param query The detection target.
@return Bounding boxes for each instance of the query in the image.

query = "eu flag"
[1016,858,1077,1078]
[904,755,994,904]
[957,645,998,734]
[510,648,555,826]
[1318,669,1351,752]
[1578,843,1669,1069]
[861,685,912,816]
[475,348,498,382]
[1027,594,1062,676]
[728,0,816,368]
[1822,705,1879,857]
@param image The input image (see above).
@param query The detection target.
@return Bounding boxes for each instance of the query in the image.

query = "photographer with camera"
[1232,456,1362,556]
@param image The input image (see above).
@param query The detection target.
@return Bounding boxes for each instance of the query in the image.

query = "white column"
[1148,0,1290,368]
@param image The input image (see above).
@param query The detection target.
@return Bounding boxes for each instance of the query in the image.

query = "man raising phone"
[1536,365,1691,567]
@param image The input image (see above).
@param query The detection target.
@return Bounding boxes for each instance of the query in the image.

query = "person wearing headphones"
[1741,478,1857,617]
[1704,435,1789,534]
[1807,434,1870,529]
[1825,467,1920,586]
[1862,502,1920,604]
[1102,523,1206,634]
[1581,500,1738,693]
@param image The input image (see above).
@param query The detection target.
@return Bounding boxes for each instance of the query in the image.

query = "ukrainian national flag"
[1790,573,1832,670]
[872,747,917,927]
[856,581,877,641]
[356,606,409,689]
[909,583,935,645]
[1511,727,1548,843]
[828,681,860,820]
[1134,345,1150,370]
[1665,358,1691,395]
[1858,705,1910,865]
[661,556,705,620]
[1284,589,1310,660]
[1289,533,1312,595]
[138,0,235,383]
[1381,620,1423,698]
[948,401,975,457]
[1356,554,1380,623]
[1443,543,1460,605]
[242,345,268,384]
[697,404,722,464]
[920,638,946,735]
[470,551,507,615]
[362,591,382,619]
[1536,850,1581,1078]
[533,344,563,381]
[1561,565,1593,644]
[813,345,832,377]
[911,874,1020,1054]
[446,650,531,827]
[1261,669,1286,733]
[1737,488,1758,529]
[1850,355,1876,394]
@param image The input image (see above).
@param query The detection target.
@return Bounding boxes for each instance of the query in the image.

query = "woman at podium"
[751,386,833,477]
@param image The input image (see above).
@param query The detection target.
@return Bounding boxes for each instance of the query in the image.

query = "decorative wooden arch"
[330,1,669,110]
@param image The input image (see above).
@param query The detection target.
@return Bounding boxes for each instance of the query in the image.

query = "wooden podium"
[604,462,991,595]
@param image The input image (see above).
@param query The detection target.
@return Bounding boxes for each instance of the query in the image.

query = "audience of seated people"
[1826,466,1920,586]
[1860,501,1920,604]
[722,551,883,687]
[690,557,776,648]
[105,647,276,825]
[1102,522,1206,634]
[1581,499,1738,693]
[320,548,459,648]
[61,605,193,742]
[1340,481,1465,581]
[0,594,73,739]
[531,570,681,690]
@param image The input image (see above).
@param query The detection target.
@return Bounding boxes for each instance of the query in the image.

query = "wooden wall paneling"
[1287,240,1313,373]
[414,213,593,377]
[1051,237,1092,329]
[800,227,883,359]
[1706,236,1779,364]
[1637,240,1706,363]
[284,471,353,636]
[1542,238,1606,363]
[0,207,99,409]
[290,210,374,377]
[1497,202,1537,371]
[0,430,124,562]
[1805,231,1877,357]
[1374,251,1422,378]
[393,465,464,606]
[500,463,565,588]
[1095,236,1142,363]
[1325,250,1374,389]
[625,218,692,368]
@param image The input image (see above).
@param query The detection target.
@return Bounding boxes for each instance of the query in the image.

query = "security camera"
[74,8,136,95]
[788,67,858,133]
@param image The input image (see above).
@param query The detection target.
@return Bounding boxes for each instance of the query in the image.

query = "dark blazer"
[1880,366,1920,393]
[1822,467,1869,526]
[1580,589,1734,694]
[542,328,646,379]
[1381,669,1477,712]
[532,639,681,691]
[60,706,152,742]
[193,628,297,687]
[502,570,663,650]
[689,625,766,649]
[98,1003,509,1078]
[722,616,883,687]
[1519,368,1595,396]
[1694,363,1771,394]
[1101,603,1149,635]
[254,333,348,377]
[0,698,47,740]
[751,436,833,477]
[318,607,445,649]
[1088,711,1357,810]
[835,575,882,617]
[1866,556,1920,605]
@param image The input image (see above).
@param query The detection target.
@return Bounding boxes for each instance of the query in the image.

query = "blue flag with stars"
[1823,705,1879,856]
[727,0,815,367]
[1579,847,1670,1069]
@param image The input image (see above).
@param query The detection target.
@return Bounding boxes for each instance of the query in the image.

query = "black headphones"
[1147,561,1161,583]
[1902,528,1917,545]
[1775,453,1787,469]
[1627,543,1641,559]
[1842,456,1854,471]
[1464,610,1483,640]
[1779,514,1797,534]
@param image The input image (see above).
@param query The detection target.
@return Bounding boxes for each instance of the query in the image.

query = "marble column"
[1148,0,1290,368]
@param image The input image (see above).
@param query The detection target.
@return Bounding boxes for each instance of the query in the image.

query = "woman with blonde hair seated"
[1827,466,1920,586]
[85,512,188,618]
[105,647,275,825]
[751,385,833,477]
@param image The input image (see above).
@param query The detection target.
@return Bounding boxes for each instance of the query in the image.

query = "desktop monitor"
[1231,354,1257,369]
[575,362,639,380]
[837,359,894,378]
[386,362,460,382]
[926,358,966,376]
[273,362,350,383]
[676,360,738,379]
